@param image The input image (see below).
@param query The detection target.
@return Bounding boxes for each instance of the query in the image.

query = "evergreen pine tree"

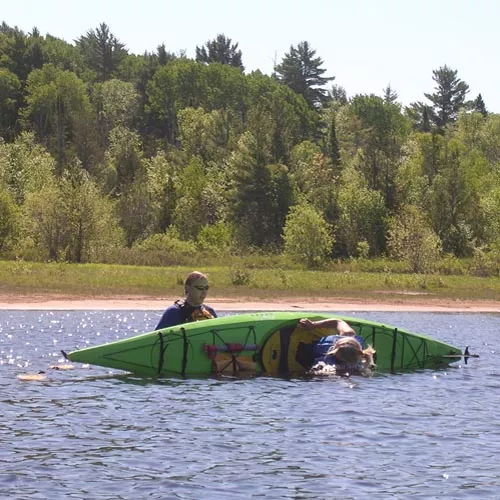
[275,41,334,108]
[195,34,244,71]
[76,23,127,81]
[383,84,398,104]
[424,65,469,130]
[473,93,488,117]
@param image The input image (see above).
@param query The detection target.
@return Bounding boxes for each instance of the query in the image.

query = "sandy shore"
[0,294,499,312]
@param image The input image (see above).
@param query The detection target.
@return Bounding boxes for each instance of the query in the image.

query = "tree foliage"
[228,131,294,248]
[275,41,334,108]
[21,64,91,171]
[283,200,333,268]
[383,84,399,104]
[0,22,498,270]
[105,125,143,193]
[0,185,18,251]
[76,23,127,81]
[196,34,244,71]
[96,78,140,133]
[118,175,156,247]
[424,65,470,131]
[172,156,209,240]
[473,93,487,117]
[335,164,387,257]
[0,132,56,203]
[340,94,411,210]
[0,68,21,140]
[21,164,122,262]
[387,205,442,273]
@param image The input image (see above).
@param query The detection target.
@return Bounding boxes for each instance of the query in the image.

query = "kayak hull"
[66,312,463,376]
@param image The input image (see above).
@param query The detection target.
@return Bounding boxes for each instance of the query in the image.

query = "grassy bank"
[1,260,499,303]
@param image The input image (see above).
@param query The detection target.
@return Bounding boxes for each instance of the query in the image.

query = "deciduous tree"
[283,200,333,268]
[336,164,387,257]
[340,94,411,210]
[0,186,18,252]
[22,64,92,171]
[105,125,144,194]
[21,165,122,262]
[95,78,140,136]
[387,204,442,273]
[0,68,21,141]
[0,132,56,204]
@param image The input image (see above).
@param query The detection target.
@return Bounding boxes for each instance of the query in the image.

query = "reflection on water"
[1,310,499,499]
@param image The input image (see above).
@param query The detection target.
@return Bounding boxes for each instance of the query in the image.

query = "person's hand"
[299,318,314,330]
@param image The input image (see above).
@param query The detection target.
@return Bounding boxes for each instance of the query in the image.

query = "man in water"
[299,317,375,375]
[155,271,217,329]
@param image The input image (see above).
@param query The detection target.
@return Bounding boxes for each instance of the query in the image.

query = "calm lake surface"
[1,309,498,499]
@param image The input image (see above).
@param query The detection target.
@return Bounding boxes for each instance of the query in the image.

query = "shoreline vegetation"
[1,261,499,312]
[1,25,499,280]
[2,24,500,312]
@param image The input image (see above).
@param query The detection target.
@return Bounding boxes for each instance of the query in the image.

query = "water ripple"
[1,310,499,499]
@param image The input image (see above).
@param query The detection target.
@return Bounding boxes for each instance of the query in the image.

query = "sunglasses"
[192,285,209,291]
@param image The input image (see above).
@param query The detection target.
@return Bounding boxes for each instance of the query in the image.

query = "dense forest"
[0,22,499,274]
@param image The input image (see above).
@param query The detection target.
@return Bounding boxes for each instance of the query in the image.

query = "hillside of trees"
[1,22,499,274]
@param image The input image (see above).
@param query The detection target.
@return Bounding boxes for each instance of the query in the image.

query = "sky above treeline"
[3,0,499,112]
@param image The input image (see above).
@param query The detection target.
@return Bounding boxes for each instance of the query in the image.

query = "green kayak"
[65,312,463,376]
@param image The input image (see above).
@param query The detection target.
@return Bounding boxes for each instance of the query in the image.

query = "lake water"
[0,309,498,499]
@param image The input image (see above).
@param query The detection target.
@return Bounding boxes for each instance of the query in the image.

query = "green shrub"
[129,231,197,266]
[283,202,333,269]
[437,253,466,276]
[387,205,442,274]
[230,268,251,285]
[470,247,500,277]
[356,240,370,259]
[12,235,49,262]
[197,222,232,255]
[0,187,18,252]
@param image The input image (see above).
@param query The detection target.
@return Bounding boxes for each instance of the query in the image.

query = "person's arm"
[155,307,181,330]
[299,318,355,336]
[207,306,217,318]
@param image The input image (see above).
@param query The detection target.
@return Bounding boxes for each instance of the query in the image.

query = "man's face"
[186,278,209,306]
